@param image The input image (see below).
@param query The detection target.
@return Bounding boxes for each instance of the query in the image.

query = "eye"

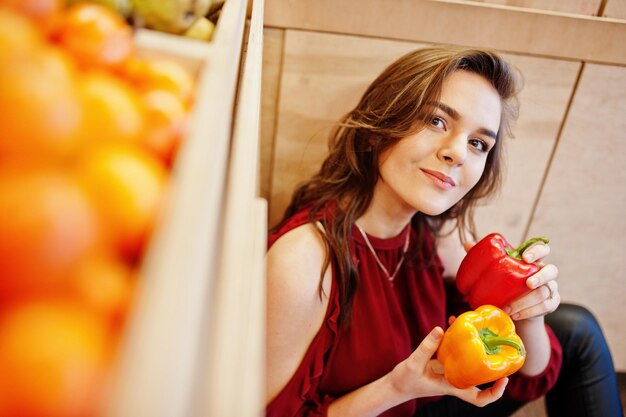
[431,116,446,129]
[469,138,489,153]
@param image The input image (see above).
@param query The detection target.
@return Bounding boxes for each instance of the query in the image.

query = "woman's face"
[376,70,502,217]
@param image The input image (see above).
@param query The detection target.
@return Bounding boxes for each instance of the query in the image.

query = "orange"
[0,300,111,417]
[0,7,45,60]
[0,168,101,301]
[121,56,195,106]
[79,70,146,147]
[139,88,189,166]
[52,2,133,70]
[0,45,84,163]
[79,144,167,261]
[0,0,62,33]
[70,252,135,329]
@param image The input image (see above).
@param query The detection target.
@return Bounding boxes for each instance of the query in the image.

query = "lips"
[420,168,456,190]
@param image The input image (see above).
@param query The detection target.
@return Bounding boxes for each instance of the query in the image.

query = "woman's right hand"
[388,327,509,407]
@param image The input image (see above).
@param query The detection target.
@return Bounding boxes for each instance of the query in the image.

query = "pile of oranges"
[0,0,197,415]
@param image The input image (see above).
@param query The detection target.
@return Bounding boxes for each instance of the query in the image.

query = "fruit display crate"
[106,0,265,416]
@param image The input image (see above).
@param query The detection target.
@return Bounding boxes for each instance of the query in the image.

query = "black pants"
[415,303,624,417]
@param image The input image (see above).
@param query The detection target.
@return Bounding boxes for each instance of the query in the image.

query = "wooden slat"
[604,0,626,19]
[240,198,268,417]
[260,28,285,202]
[264,0,626,66]
[459,0,601,15]
[527,63,626,371]
[134,29,212,73]
[242,198,268,417]
[200,0,267,415]
[105,0,249,416]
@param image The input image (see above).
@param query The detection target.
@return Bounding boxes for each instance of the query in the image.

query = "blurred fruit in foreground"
[79,70,146,146]
[0,4,198,415]
[0,7,44,58]
[0,169,101,300]
[65,0,132,18]
[121,56,195,105]
[131,0,212,34]
[183,16,214,41]
[79,144,167,261]
[52,2,133,69]
[0,45,84,162]
[139,88,188,165]
[71,253,135,328]
[0,300,111,417]
[0,0,62,32]
[206,0,223,25]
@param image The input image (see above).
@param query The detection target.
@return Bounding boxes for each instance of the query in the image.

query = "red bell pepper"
[456,233,549,309]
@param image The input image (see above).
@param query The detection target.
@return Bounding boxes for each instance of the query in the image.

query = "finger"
[507,266,558,315]
[511,299,560,321]
[526,264,559,289]
[410,327,444,367]
[474,377,509,407]
[450,377,509,407]
[463,241,476,252]
[522,242,550,263]
[448,315,456,326]
[509,280,559,318]
[521,280,558,307]
[510,284,560,320]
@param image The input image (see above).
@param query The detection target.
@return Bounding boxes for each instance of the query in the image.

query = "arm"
[265,222,332,403]
[503,245,563,401]
[505,246,560,377]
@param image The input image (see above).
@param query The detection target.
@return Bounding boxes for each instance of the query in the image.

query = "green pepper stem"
[506,237,550,260]
[479,328,525,356]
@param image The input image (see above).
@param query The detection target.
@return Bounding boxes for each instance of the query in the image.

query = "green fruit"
[65,0,133,18]
[132,0,213,34]
[183,17,215,41]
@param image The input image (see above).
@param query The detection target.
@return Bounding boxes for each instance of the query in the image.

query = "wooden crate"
[105,0,266,416]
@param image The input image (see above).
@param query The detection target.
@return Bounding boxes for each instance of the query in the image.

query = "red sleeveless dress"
[267,203,562,417]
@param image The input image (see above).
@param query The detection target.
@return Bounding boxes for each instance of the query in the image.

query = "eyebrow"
[430,102,498,140]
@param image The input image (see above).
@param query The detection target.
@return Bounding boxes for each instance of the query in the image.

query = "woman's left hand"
[504,241,560,321]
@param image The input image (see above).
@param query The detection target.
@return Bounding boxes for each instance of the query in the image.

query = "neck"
[356,184,415,238]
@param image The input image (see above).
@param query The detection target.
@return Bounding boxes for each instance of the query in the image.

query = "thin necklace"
[356,224,411,284]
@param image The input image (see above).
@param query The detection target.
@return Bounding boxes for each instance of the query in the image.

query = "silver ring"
[545,283,554,300]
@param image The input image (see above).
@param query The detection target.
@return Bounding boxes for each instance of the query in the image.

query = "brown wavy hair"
[273,46,521,324]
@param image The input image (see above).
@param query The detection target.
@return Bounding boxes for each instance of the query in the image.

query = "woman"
[265,46,623,417]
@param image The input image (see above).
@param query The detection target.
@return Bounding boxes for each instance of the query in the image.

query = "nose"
[437,134,467,166]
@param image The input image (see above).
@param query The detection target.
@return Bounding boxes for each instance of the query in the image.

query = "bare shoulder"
[267,222,330,295]
[265,222,332,402]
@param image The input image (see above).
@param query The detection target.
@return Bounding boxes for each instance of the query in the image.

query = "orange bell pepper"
[437,305,526,389]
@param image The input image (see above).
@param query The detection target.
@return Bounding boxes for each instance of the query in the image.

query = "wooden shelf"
[105,0,257,416]
[199,0,266,414]
[264,0,626,66]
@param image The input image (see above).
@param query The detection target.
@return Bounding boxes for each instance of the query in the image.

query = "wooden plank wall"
[467,0,600,14]
[260,0,626,381]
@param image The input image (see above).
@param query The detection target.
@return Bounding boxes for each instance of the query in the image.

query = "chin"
[420,208,448,217]
[413,203,449,217]
[413,199,460,217]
